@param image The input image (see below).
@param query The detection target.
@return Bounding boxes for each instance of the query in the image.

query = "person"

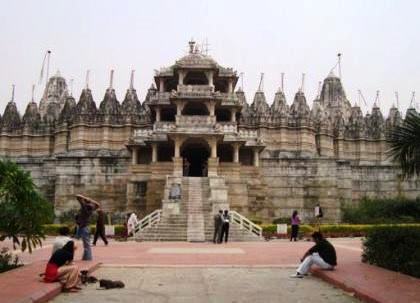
[290,210,301,242]
[75,194,100,261]
[290,232,337,278]
[213,210,223,244]
[52,226,72,254]
[127,212,139,236]
[93,208,108,246]
[44,241,81,292]
[220,210,230,243]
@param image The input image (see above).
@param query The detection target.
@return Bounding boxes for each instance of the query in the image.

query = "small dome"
[175,53,218,69]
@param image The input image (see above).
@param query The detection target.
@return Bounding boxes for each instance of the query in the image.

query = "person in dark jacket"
[290,210,301,241]
[213,210,223,244]
[219,210,231,243]
[93,208,108,246]
[44,241,81,291]
[290,232,337,278]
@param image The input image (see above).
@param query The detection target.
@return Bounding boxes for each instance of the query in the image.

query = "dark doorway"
[181,140,210,177]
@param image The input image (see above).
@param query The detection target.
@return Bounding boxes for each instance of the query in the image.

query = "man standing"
[93,208,108,246]
[290,232,337,278]
[220,210,230,243]
[213,210,223,244]
[75,194,100,260]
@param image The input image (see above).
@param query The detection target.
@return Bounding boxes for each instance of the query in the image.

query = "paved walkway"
[0,238,419,302]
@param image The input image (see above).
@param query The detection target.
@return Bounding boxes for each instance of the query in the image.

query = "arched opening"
[182,102,209,116]
[184,71,208,85]
[181,138,210,177]
[215,108,231,122]
[214,78,228,93]
[161,107,176,121]
[138,146,152,164]
[217,144,233,162]
[164,76,178,92]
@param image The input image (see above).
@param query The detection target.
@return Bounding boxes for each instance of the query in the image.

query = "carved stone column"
[132,147,138,165]
[155,108,161,122]
[152,143,158,162]
[228,78,233,93]
[178,70,185,85]
[231,108,236,122]
[233,143,239,163]
[159,78,165,93]
[253,149,259,167]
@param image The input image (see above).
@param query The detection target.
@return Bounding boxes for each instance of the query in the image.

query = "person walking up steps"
[290,210,301,241]
[93,208,108,246]
[220,210,230,243]
[75,194,100,261]
[213,210,223,244]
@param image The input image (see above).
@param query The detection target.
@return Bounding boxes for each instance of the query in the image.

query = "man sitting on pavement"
[290,231,337,278]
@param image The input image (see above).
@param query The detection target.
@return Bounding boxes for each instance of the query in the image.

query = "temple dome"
[175,52,218,69]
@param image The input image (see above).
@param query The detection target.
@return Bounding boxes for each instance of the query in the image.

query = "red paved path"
[0,238,419,303]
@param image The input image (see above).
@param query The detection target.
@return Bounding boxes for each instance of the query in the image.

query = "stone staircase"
[135,176,262,242]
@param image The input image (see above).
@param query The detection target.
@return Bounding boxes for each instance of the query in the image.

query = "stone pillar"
[155,108,161,122]
[231,109,236,122]
[211,139,217,158]
[178,71,185,85]
[253,149,259,167]
[152,143,158,162]
[233,144,239,163]
[132,147,138,165]
[206,71,214,87]
[159,78,165,93]
[209,103,215,116]
[228,78,233,93]
[174,137,181,158]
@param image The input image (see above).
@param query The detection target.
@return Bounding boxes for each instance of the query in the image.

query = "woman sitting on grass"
[44,240,81,292]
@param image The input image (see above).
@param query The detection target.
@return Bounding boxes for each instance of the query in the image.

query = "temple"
[0,41,419,238]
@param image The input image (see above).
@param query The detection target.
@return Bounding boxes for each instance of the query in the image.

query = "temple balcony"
[173,85,215,99]
[219,93,240,106]
[215,122,238,134]
[149,92,171,104]
[153,121,176,132]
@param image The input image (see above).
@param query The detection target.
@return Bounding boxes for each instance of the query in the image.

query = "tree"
[0,159,53,252]
[387,110,420,179]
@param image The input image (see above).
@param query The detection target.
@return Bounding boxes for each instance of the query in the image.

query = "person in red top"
[44,241,81,292]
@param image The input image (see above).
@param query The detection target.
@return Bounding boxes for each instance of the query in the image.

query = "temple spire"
[11,84,15,102]
[31,84,35,102]
[281,72,285,93]
[257,73,264,92]
[299,73,305,93]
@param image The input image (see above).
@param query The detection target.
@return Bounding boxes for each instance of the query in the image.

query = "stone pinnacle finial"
[299,73,305,93]
[130,70,135,90]
[281,73,285,93]
[85,70,90,89]
[109,69,114,89]
[31,84,35,102]
[188,39,195,54]
[11,84,15,102]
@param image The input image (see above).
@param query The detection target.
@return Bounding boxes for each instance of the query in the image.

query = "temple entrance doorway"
[181,139,210,177]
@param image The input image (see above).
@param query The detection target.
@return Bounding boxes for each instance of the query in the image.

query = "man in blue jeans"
[75,194,100,261]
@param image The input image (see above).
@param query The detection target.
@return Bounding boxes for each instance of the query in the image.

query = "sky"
[0,0,419,116]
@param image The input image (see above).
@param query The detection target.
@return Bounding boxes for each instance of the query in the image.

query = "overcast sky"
[0,0,419,116]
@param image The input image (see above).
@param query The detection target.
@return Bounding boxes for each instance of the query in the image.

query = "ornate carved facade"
[0,42,419,222]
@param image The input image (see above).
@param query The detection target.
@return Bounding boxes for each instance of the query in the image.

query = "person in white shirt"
[127,213,139,236]
[52,226,72,254]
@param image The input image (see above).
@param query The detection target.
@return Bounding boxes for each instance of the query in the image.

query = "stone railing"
[133,209,162,235]
[133,129,153,138]
[215,122,237,134]
[175,85,214,98]
[154,121,176,132]
[176,115,216,127]
[219,93,239,105]
[149,92,171,103]
[230,210,263,238]
[238,129,258,139]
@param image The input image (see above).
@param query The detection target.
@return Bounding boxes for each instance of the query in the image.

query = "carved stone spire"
[289,91,310,127]
[121,82,144,123]
[365,105,384,139]
[320,72,351,122]
[58,96,76,124]
[271,88,288,116]
[22,100,41,129]
[2,101,21,132]
[98,84,121,124]
[345,105,366,138]
[74,88,97,122]
[385,105,402,131]
[251,90,270,115]
[39,70,68,118]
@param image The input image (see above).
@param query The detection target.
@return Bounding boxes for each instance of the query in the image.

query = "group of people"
[213,209,231,243]
[43,194,107,292]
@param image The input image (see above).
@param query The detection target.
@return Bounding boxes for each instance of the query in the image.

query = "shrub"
[272,217,290,224]
[0,247,22,273]
[0,159,54,252]
[362,225,420,278]
[342,197,420,224]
